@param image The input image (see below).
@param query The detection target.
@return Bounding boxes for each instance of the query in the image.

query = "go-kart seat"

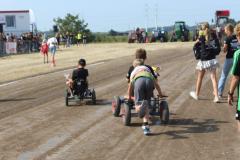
[73,79,88,96]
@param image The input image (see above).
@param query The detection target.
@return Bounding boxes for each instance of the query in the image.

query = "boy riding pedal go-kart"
[112,58,169,135]
[65,59,96,106]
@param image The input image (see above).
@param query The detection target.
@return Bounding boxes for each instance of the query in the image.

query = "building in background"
[0,10,37,36]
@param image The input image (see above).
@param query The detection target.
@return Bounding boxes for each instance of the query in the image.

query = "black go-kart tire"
[65,89,69,106]
[122,103,131,126]
[159,101,169,124]
[91,89,96,105]
[112,96,121,117]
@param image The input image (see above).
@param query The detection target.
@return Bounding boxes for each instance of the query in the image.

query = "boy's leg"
[196,70,205,96]
[210,69,218,98]
[134,78,152,135]
[218,58,233,96]
[134,79,145,105]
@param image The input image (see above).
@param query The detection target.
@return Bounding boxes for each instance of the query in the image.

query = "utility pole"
[155,3,158,30]
[145,4,149,32]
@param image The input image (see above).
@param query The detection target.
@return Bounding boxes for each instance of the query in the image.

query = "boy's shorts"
[134,77,154,104]
[50,46,56,55]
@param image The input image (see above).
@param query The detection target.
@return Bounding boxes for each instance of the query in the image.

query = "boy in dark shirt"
[218,24,239,97]
[66,59,89,97]
[126,48,166,98]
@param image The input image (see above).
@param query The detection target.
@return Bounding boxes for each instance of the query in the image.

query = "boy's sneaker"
[189,91,198,100]
[138,100,148,118]
[218,94,223,99]
[213,96,220,103]
[142,125,151,135]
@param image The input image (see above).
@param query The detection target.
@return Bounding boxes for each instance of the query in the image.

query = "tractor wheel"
[181,36,185,42]
[159,101,169,124]
[91,89,96,105]
[122,103,131,126]
[112,96,121,117]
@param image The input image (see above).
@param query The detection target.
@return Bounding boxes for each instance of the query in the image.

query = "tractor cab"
[215,10,230,28]
[214,10,230,44]
[150,27,168,42]
[171,21,189,42]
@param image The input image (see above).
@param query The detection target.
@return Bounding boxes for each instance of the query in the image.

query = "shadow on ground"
[149,118,229,139]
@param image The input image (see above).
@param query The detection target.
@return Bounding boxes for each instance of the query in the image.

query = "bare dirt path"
[0,43,239,160]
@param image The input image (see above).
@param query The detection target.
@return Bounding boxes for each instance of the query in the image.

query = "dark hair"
[135,48,147,60]
[78,58,86,66]
[225,23,234,33]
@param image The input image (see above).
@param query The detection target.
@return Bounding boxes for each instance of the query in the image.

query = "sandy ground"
[0,43,239,160]
[0,42,193,83]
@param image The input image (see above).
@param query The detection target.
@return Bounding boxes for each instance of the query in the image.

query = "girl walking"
[190,23,221,103]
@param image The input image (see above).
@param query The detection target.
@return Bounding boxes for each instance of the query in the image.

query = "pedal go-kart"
[112,96,169,126]
[64,74,96,106]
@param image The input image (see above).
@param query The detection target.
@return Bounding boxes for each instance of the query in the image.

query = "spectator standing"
[228,23,240,132]
[40,39,49,64]
[82,33,87,45]
[190,23,221,103]
[56,33,60,49]
[76,32,82,46]
[218,24,239,97]
[47,36,58,67]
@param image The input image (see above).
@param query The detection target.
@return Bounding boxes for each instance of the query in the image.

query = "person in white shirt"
[47,36,58,66]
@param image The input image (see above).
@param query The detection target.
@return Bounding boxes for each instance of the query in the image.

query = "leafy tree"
[53,13,91,35]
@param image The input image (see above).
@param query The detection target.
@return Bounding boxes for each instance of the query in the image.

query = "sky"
[0,0,239,32]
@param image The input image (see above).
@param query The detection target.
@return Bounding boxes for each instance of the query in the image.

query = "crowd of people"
[1,22,240,135]
[190,22,240,131]
[63,22,240,135]
[39,32,88,67]
[0,31,88,55]
[0,32,42,54]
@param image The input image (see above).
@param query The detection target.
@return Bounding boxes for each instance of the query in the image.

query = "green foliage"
[92,33,128,43]
[53,13,90,35]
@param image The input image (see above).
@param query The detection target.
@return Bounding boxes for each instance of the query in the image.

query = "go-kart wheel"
[91,89,96,105]
[112,96,121,117]
[65,89,69,106]
[159,101,169,124]
[122,103,131,126]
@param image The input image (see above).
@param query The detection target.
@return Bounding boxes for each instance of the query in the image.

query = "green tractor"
[171,21,189,42]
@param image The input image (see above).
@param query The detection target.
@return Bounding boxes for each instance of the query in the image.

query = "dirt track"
[0,43,239,160]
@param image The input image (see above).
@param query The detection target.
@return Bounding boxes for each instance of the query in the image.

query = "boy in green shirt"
[228,23,240,131]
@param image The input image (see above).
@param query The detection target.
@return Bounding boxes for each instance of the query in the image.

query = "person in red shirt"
[40,39,49,64]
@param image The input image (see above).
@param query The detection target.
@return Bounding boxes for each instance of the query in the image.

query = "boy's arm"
[228,75,239,105]
[154,79,167,98]
[72,70,76,81]
[154,80,162,97]
[223,37,229,53]
[128,82,133,100]
[126,66,134,82]
[228,51,240,105]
